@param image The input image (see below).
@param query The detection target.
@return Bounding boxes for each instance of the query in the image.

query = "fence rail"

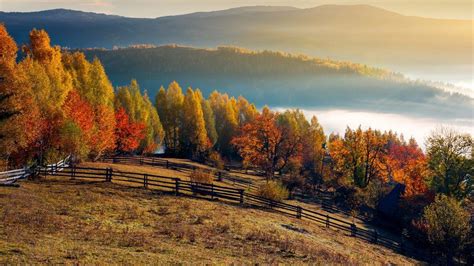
[0,156,71,185]
[38,163,430,261]
[101,156,260,191]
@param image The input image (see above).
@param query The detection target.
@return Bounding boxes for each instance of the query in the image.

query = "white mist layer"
[274,108,474,149]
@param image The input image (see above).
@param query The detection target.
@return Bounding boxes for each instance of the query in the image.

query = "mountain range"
[1,4,471,80]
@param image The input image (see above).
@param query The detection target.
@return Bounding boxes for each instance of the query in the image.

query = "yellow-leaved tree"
[181,87,208,158]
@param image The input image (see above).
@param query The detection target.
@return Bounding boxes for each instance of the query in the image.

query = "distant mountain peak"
[0,8,123,18]
[171,5,300,19]
[304,4,403,17]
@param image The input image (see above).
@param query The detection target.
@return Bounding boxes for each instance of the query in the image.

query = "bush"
[257,181,289,202]
[189,169,214,184]
[207,151,224,170]
[422,195,471,261]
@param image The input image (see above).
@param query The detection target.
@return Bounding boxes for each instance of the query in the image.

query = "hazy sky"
[1,0,472,19]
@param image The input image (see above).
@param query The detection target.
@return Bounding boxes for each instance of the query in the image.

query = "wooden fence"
[0,156,70,185]
[101,156,259,191]
[39,163,430,261]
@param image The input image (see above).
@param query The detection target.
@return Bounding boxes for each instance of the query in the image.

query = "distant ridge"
[81,45,473,122]
[1,4,470,83]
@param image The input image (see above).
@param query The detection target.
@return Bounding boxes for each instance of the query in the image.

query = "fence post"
[400,229,408,255]
[140,157,143,165]
[372,230,378,244]
[113,157,117,164]
[152,157,155,165]
[144,174,148,189]
[211,184,214,200]
[351,223,357,237]
[166,160,169,169]
[296,206,302,219]
[326,215,330,228]
[217,172,222,182]
[70,165,75,180]
[239,189,244,206]
[175,178,179,195]
[105,168,113,182]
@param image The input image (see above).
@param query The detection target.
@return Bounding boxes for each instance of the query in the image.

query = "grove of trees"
[0,25,472,262]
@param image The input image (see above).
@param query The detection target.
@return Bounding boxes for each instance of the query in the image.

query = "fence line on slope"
[38,164,430,261]
[0,156,71,185]
[101,155,259,191]
[102,155,362,217]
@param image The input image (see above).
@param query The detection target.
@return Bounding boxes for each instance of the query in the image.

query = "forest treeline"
[82,45,472,121]
[0,25,472,263]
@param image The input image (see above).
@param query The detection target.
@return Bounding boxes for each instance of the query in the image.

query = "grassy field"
[0,170,417,264]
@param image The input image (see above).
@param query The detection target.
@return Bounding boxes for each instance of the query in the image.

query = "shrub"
[189,169,214,184]
[422,195,471,261]
[207,151,224,170]
[257,181,289,202]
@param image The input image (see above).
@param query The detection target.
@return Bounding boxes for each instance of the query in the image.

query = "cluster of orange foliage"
[327,127,428,196]
[115,108,146,152]
[0,25,156,167]
[232,109,429,197]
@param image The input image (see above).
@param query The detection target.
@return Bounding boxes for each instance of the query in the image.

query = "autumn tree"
[16,28,77,163]
[181,88,209,158]
[0,24,41,167]
[422,195,471,262]
[236,96,258,125]
[302,116,327,185]
[155,81,184,155]
[62,52,116,158]
[195,89,218,146]
[232,107,283,178]
[386,139,428,196]
[115,108,145,153]
[276,109,307,173]
[209,91,238,158]
[61,90,95,159]
[116,80,163,154]
[26,29,72,109]
[426,127,473,200]
[330,127,388,188]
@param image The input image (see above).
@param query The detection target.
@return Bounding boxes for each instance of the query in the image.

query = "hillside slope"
[82,46,472,121]
[0,176,416,264]
[1,5,471,77]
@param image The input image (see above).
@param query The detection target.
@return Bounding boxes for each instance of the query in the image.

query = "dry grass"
[0,175,418,264]
[189,169,214,184]
[84,161,402,240]
[83,161,401,237]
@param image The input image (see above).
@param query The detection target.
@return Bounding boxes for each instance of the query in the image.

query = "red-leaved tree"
[115,107,145,153]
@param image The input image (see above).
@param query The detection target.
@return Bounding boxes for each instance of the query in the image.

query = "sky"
[1,0,473,19]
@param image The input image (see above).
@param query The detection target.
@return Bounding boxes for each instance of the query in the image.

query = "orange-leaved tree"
[0,24,42,167]
[61,90,95,159]
[115,107,145,153]
[232,107,283,178]
[386,139,428,196]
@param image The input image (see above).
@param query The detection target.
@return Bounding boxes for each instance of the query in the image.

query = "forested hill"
[82,46,473,121]
[1,5,471,76]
